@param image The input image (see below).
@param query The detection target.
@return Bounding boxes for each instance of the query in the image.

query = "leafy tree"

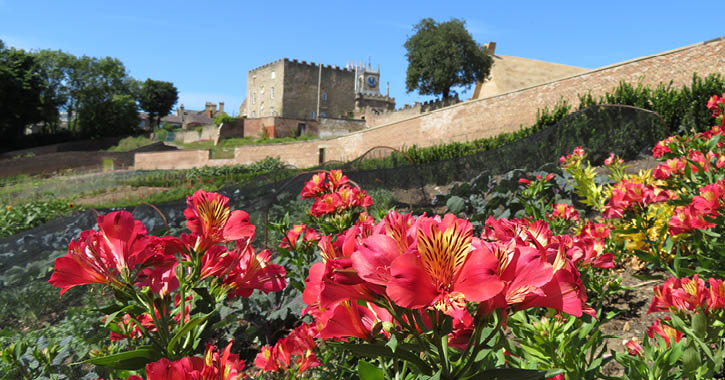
[139,79,178,129]
[0,41,44,142]
[404,18,493,99]
[213,113,235,125]
[33,50,76,134]
[72,56,139,137]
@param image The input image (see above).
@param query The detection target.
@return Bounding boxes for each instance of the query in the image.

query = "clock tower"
[352,62,381,96]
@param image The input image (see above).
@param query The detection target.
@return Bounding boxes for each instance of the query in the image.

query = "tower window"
[321,91,327,101]
[271,71,276,79]
[271,87,274,99]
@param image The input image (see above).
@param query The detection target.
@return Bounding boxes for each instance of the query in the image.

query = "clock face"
[367,76,377,88]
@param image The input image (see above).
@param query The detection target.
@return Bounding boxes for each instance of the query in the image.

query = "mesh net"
[0,104,667,278]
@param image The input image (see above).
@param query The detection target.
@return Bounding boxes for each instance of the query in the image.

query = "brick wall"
[0,151,133,177]
[141,37,725,170]
[134,150,210,170]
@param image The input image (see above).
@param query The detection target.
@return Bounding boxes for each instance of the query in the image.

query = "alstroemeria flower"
[225,241,287,297]
[50,211,154,295]
[319,301,392,341]
[184,189,255,251]
[647,318,682,347]
[143,342,245,380]
[386,214,504,314]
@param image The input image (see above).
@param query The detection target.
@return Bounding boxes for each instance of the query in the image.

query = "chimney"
[177,104,184,116]
[219,102,225,113]
[487,42,497,55]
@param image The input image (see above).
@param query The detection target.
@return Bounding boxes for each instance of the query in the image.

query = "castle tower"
[356,62,381,96]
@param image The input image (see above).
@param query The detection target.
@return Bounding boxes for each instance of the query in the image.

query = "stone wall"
[216,119,245,143]
[0,151,133,177]
[282,59,355,120]
[174,125,218,144]
[138,37,725,171]
[364,96,461,127]
[318,118,366,138]
[134,150,210,170]
[245,60,284,118]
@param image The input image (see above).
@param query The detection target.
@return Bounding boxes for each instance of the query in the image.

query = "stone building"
[162,102,226,129]
[240,58,395,121]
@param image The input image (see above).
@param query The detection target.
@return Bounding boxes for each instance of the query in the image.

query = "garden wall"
[134,150,210,170]
[0,151,134,177]
[136,37,725,170]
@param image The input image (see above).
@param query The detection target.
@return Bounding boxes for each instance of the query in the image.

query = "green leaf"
[468,368,549,380]
[332,342,432,375]
[386,333,399,353]
[446,196,466,214]
[166,313,211,355]
[358,360,385,380]
[692,311,707,339]
[82,346,156,370]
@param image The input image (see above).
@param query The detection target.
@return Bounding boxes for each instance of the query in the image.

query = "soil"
[72,185,168,206]
[600,266,662,376]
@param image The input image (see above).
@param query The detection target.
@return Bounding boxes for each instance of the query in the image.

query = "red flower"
[49,211,154,295]
[386,214,503,314]
[225,241,287,297]
[625,339,644,356]
[518,178,531,186]
[548,203,579,221]
[300,172,328,199]
[647,318,682,347]
[319,301,391,341]
[184,190,255,251]
[144,342,245,380]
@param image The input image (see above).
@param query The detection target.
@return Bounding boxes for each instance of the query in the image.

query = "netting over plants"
[0,104,667,279]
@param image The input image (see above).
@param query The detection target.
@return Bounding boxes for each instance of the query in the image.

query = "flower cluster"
[254,322,321,375]
[547,203,579,221]
[279,224,320,250]
[48,190,288,371]
[127,343,246,380]
[300,170,372,217]
[707,93,725,125]
[669,179,725,235]
[559,146,586,169]
[602,178,673,219]
[300,211,593,348]
[648,275,725,314]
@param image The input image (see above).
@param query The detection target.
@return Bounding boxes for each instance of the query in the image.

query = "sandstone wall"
[137,37,725,170]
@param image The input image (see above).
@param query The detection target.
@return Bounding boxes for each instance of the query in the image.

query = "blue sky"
[1,1,722,115]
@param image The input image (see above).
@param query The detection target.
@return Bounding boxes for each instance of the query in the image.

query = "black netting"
[0,105,667,277]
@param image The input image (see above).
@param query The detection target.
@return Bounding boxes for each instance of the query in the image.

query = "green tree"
[139,79,178,129]
[0,41,44,143]
[404,18,493,99]
[72,56,139,137]
[33,50,76,134]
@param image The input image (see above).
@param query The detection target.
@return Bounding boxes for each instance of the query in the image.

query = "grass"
[105,135,155,152]
[176,135,317,159]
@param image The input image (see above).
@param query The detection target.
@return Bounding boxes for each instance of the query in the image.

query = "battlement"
[356,93,394,101]
[281,58,354,73]
[249,58,286,72]
[390,95,460,113]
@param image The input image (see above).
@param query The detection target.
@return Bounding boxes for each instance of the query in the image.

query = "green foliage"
[213,114,236,125]
[0,43,45,143]
[138,78,178,129]
[106,135,155,152]
[404,18,493,99]
[0,199,75,238]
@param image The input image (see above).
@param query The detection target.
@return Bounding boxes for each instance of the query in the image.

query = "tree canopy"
[139,79,178,129]
[0,43,45,141]
[404,18,493,99]
[0,40,183,150]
